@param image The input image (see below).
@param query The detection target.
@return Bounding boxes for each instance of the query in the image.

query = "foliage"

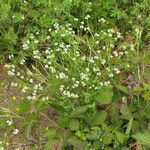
[0,0,150,149]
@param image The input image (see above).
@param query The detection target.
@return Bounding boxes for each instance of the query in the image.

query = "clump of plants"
[0,0,150,150]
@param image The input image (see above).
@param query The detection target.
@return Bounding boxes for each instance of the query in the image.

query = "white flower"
[85,15,90,20]
[7,120,13,126]
[61,34,65,37]
[114,68,120,74]
[48,28,52,32]
[9,54,14,59]
[27,95,32,100]
[94,33,100,37]
[16,72,21,76]
[100,82,103,86]
[101,59,106,65]
[80,25,84,29]
[20,75,24,79]
[59,72,68,79]
[29,79,33,83]
[99,18,106,23]
[13,129,19,135]
[109,73,114,78]
[46,36,50,39]
[0,147,4,150]
[22,43,29,50]
[97,72,101,76]
[113,51,118,57]
[95,41,99,45]
[20,59,25,65]
[89,58,94,63]
[74,18,79,21]
[21,87,28,93]
[34,39,39,44]
[80,73,89,80]
[97,50,101,54]
[10,82,18,87]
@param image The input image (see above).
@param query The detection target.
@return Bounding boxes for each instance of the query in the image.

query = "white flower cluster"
[10,82,18,87]
[6,120,13,126]
[56,72,68,80]
[33,50,41,59]
[22,40,30,50]
[5,64,15,76]
[6,16,134,104]
[59,85,78,98]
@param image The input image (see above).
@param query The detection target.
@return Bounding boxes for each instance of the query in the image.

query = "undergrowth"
[0,0,150,150]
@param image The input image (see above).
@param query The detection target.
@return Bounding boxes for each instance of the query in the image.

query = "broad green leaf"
[75,131,86,141]
[142,55,150,64]
[115,131,126,144]
[95,88,113,104]
[86,131,98,140]
[133,131,150,146]
[44,129,57,139]
[35,100,47,111]
[70,106,88,117]
[92,111,107,126]
[17,101,30,112]
[69,119,80,131]
[48,102,66,114]
[103,135,112,145]
[44,139,59,150]
[56,117,69,128]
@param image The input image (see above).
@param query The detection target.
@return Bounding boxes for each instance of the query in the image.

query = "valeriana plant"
[4,16,137,149]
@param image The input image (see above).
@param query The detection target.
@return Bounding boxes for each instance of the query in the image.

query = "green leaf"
[35,100,47,111]
[69,119,80,131]
[48,102,66,114]
[142,55,150,64]
[126,118,133,134]
[70,106,88,117]
[103,135,112,145]
[44,129,57,139]
[115,131,126,144]
[133,131,150,146]
[86,131,98,140]
[44,139,59,150]
[17,101,30,112]
[95,87,113,104]
[92,111,107,126]
[0,120,7,128]
[56,117,69,128]
[68,136,88,150]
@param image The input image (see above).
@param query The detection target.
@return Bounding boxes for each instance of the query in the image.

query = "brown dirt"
[0,64,57,150]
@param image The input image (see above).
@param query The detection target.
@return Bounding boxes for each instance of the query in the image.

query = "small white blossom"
[13,129,19,135]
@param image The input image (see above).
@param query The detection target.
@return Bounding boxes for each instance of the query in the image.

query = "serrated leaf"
[133,131,150,146]
[92,111,107,126]
[115,131,126,144]
[71,106,88,117]
[44,129,57,139]
[56,117,69,128]
[95,88,113,104]
[69,119,80,131]
[86,131,98,140]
